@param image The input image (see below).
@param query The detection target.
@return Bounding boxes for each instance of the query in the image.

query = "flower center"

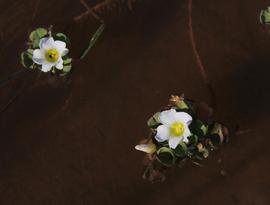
[45,48,59,63]
[170,122,185,137]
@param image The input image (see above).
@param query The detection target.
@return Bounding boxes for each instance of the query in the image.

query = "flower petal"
[55,58,63,70]
[184,125,191,136]
[32,49,44,65]
[39,37,54,49]
[174,112,192,125]
[168,137,182,149]
[182,126,191,143]
[182,135,189,143]
[54,40,66,50]
[41,62,53,72]
[61,48,69,56]
[159,109,177,125]
[155,125,170,142]
[54,41,69,56]
[135,143,156,154]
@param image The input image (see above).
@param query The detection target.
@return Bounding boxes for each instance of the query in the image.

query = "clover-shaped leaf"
[157,147,175,167]
[63,64,72,73]
[260,7,270,25]
[55,33,70,44]
[189,119,208,138]
[63,58,72,65]
[173,142,188,157]
[188,134,198,145]
[21,49,34,69]
[29,28,48,48]
[147,112,161,128]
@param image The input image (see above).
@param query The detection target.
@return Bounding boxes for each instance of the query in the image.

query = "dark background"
[0,0,270,204]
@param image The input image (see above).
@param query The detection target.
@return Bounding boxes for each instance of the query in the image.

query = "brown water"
[0,0,269,204]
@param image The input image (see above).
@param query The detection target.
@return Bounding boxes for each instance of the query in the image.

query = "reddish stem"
[188,0,216,108]
[188,0,208,83]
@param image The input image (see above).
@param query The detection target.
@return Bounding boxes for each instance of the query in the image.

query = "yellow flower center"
[45,48,59,63]
[170,122,185,137]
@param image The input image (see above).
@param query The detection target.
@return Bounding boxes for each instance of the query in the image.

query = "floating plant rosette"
[260,7,270,25]
[20,27,72,76]
[135,94,229,181]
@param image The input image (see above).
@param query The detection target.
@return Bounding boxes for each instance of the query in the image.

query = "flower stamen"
[45,48,59,63]
[170,122,185,137]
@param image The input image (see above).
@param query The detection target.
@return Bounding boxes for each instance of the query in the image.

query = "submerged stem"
[0,68,26,88]
[79,23,105,60]
[187,0,216,109]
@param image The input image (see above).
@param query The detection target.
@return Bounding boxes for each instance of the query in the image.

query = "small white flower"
[135,143,156,154]
[32,37,69,72]
[155,109,192,149]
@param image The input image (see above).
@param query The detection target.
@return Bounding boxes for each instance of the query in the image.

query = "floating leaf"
[55,33,70,44]
[260,7,270,25]
[63,58,72,65]
[157,147,175,167]
[27,49,34,55]
[29,28,48,48]
[147,112,161,128]
[201,124,208,135]
[158,141,168,147]
[29,28,47,41]
[188,134,198,145]
[189,119,207,138]
[21,51,33,68]
[62,64,72,73]
[173,142,188,157]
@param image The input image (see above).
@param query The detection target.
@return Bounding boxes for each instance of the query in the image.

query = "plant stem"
[0,68,26,88]
[79,23,105,60]
[187,0,216,109]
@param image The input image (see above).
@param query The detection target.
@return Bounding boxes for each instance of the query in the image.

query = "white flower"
[155,109,192,149]
[135,143,156,154]
[32,37,69,72]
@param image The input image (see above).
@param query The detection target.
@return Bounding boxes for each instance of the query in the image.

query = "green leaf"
[157,147,175,167]
[29,28,48,41]
[188,134,198,145]
[55,33,70,44]
[260,7,270,25]
[29,28,48,48]
[189,120,207,138]
[63,58,72,65]
[59,72,68,77]
[201,124,208,135]
[173,142,188,157]
[80,23,105,59]
[21,51,33,68]
[158,141,168,147]
[27,49,34,55]
[62,64,72,73]
[147,112,161,128]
